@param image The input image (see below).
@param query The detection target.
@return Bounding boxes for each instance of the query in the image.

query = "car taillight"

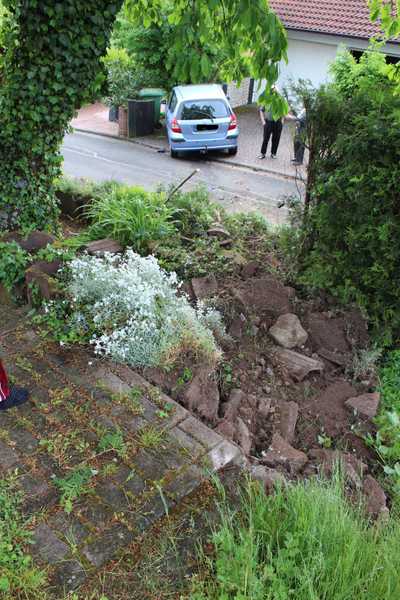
[228,113,237,130]
[171,117,182,133]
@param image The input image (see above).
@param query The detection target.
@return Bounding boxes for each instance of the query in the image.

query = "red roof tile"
[270,0,396,40]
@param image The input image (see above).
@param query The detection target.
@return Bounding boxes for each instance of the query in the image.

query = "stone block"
[207,440,242,471]
[83,524,134,568]
[85,239,123,256]
[0,440,21,471]
[31,523,69,564]
[179,416,222,450]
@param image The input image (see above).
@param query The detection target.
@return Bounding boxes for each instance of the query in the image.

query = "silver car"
[166,84,239,158]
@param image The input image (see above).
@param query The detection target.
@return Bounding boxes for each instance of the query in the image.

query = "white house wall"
[253,30,400,101]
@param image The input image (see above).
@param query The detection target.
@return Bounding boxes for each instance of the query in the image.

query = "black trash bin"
[109,106,119,123]
[128,99,155,137]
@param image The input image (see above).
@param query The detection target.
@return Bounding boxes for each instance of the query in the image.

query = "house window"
[350,48,399,65]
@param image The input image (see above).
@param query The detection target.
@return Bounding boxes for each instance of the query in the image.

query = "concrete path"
[0,304,243,597]
[62,132,303,225]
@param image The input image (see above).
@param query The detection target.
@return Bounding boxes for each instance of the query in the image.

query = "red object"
[171,117,182,133]
[269,0,384,40]
[228,113,237,130]
[0,360,10,402]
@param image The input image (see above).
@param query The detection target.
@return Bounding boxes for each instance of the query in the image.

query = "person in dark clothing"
[257,91,283,159]
[291,108,307,165]
[0,359,29,410]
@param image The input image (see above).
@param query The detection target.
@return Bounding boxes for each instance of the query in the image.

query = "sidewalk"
[71,103,308,180]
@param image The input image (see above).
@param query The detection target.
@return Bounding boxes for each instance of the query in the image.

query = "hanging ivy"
[0,0,122,232]
[0,0,287,232]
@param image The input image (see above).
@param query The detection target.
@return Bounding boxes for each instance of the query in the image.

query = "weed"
[175,367,193,389]
[101,463,118,477]
[157,403,174,419]
[54,467,95,514]
[318,432,333,449]
[48,387,72,406]
[111,387,145,416]
[39,431,89,466]
[0,474,47,597]
[98,430,127,458]
[351,347,383,382]
[137,426,166,449]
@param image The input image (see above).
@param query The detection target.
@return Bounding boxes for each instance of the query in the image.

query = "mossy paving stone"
[94,479,131,512]
[47,510,91,545]
[79,499,115,532]
[50,559,87,595]
[0,438,23,471]
[19,473,59,514]
[112,464,147,496]
[7,426,39,454]
[132,448,173,482]
[31,523,70,564]
[82,523,135,568]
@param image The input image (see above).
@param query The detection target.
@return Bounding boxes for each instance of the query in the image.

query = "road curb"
[72,127,298,181]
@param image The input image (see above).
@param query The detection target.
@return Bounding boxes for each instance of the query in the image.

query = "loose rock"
[85,239,123,256]
[235,417,253,455]
[263,433,308,474]
[250,464,285,493]
[183,368,220,424]
[345,392,380,419]
[191,274,218,301]
[278,401,299,443]
[272,348,324,382]
[363,475,388,519]
[231,276,293,317]
[269,314,308,349]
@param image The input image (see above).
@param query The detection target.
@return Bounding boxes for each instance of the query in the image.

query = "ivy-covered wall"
[0,1,122,231]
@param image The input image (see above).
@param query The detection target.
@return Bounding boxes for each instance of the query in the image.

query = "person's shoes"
[0,387,29,411]
[291,159,303,165]
[271,154,277,159]
[257,154,266,159]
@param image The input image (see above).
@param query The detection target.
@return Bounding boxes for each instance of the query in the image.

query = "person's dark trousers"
[261,120,283,156]
[294,124,306,163]
[294,136,305,163]
[261,120,273,155]
[271,120,283,156]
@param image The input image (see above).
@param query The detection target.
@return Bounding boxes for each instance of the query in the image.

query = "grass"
[137,425,166,449]
[85,185,175,252]
[192,473,400,600]
[0,475,48,598]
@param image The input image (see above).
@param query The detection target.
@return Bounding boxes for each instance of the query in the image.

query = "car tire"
[170,148,179,159]
[228,147,238,156]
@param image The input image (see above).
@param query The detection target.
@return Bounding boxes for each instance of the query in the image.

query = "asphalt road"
[62,132,302,225]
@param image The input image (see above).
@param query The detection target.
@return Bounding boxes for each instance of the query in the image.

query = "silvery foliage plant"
[68,250,224,368]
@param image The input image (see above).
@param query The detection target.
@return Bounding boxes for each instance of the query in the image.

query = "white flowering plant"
[66,250,224,369]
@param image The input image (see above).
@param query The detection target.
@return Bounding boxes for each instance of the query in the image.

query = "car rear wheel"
[170,148,179,158]
[228,147,238,156]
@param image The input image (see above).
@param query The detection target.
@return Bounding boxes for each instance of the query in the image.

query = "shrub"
[68,250,223,369]
[0,241,29,292]
[167,186,219,237]
[85,185,175,253]
[369,350,400,497]
[193,474,400,600]
[293,49,400,343]
[102,47,143,108]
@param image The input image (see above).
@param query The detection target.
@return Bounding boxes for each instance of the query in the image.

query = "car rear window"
[180,100,229,120]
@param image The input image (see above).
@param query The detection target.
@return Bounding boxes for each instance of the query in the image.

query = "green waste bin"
[138,88,167,125]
